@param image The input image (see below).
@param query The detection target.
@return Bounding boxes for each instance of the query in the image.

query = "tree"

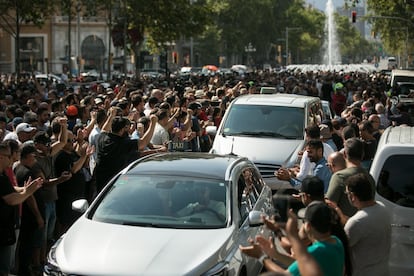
[362,0,413,56]
[0,0,54,75]
[98,0,213,77]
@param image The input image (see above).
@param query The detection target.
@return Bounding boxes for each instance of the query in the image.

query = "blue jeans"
[43,201,56,243]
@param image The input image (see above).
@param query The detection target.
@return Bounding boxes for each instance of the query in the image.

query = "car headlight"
[43,237,64,275]
[202,261,229,276]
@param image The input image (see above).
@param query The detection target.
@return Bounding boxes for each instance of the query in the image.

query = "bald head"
[327,151,346,173]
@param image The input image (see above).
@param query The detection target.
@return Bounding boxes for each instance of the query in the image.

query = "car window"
[91,175,228,228]
[377,155,414,208]
[222,104,304,139]
[237,168,261,223]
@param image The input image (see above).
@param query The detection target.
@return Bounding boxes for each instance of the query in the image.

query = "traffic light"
[351,11,357,23]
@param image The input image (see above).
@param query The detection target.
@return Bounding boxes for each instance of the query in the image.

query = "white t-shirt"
[150,123,169,146]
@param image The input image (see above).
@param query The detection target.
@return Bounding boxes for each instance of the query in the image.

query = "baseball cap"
[16,122,36,134]
[188,101,202,110]
[66,105,78,116]
[94,97,104,105]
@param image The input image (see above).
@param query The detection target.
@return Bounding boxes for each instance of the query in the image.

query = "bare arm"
[82,110,97,139]
[181,109,193,131]
[71,144,94,174]
[50,117,68,156]
[101,107,118,133]
[139,114,158,151]
[286,209,323,276]
[3,177,43,206]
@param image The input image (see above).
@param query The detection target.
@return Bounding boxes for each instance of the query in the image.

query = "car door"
[233,165,274,275]
[374,153,414,275]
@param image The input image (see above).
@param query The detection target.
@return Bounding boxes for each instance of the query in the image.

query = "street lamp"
[285,27,301,66]
[244,42,256,67]
[76,1,81,77]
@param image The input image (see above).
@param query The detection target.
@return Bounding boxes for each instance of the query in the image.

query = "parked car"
[44,152,275,276]
[370,126,414,275]
[35,73,64,84]
[207,94,323,191]
[140,68,166,79]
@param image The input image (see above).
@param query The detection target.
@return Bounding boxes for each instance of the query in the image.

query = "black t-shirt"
[54,150,86,201]
[0,173,17,229]
[15,164,45,228]
[95,132,138,189]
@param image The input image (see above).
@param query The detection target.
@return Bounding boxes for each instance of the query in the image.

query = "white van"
[389,69,414,88]
[387,57,398,70]
[370,126,414,275]
[207,94,323,190]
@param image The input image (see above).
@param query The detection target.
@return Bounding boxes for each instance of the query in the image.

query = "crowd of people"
[0,67,411,275]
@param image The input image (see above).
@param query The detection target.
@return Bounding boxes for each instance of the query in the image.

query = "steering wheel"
[192,207,225,221]
[276,125,300,137]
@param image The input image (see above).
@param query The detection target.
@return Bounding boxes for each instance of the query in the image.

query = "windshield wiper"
[122,221,168,228]
[223,131,297,139]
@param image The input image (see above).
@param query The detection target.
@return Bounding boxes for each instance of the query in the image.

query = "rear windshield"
[222,104,305,139]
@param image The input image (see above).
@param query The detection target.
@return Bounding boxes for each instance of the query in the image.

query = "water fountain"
[286,0,376,73]
[323,0,341,66]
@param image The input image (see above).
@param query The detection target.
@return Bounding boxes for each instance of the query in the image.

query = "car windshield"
[222,104,304,139]
[91,175,228,229]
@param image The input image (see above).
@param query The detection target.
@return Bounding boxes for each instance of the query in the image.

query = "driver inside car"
[177,184,225,220]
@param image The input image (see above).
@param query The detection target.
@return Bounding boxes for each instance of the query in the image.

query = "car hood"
[56,217,235,275]
[211,135,304,167]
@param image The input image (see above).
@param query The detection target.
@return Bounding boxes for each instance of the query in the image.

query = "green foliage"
[0,0,55,36]
[366,0,414,54]
[83,0,213,56]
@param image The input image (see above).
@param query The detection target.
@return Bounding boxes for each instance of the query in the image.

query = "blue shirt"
[290,157,332,192]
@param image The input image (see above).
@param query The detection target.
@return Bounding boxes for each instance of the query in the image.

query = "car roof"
[231,93,319,108]
[126,152,246,180]
[391,69,414,76]
[377,126,414,149]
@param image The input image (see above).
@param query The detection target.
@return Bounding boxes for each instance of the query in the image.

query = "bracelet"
[258,254,269,265]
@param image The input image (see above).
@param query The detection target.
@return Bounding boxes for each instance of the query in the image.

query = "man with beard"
[94,108,157,192]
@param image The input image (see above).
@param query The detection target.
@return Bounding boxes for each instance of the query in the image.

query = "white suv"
[208,94,323,190]
[370,126,414,275]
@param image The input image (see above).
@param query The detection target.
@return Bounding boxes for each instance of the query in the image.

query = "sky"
[305,0,344,11]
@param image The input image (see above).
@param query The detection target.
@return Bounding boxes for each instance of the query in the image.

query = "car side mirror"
[206,125,217,135]
[248,210,265,227]
[72,199,89,213]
